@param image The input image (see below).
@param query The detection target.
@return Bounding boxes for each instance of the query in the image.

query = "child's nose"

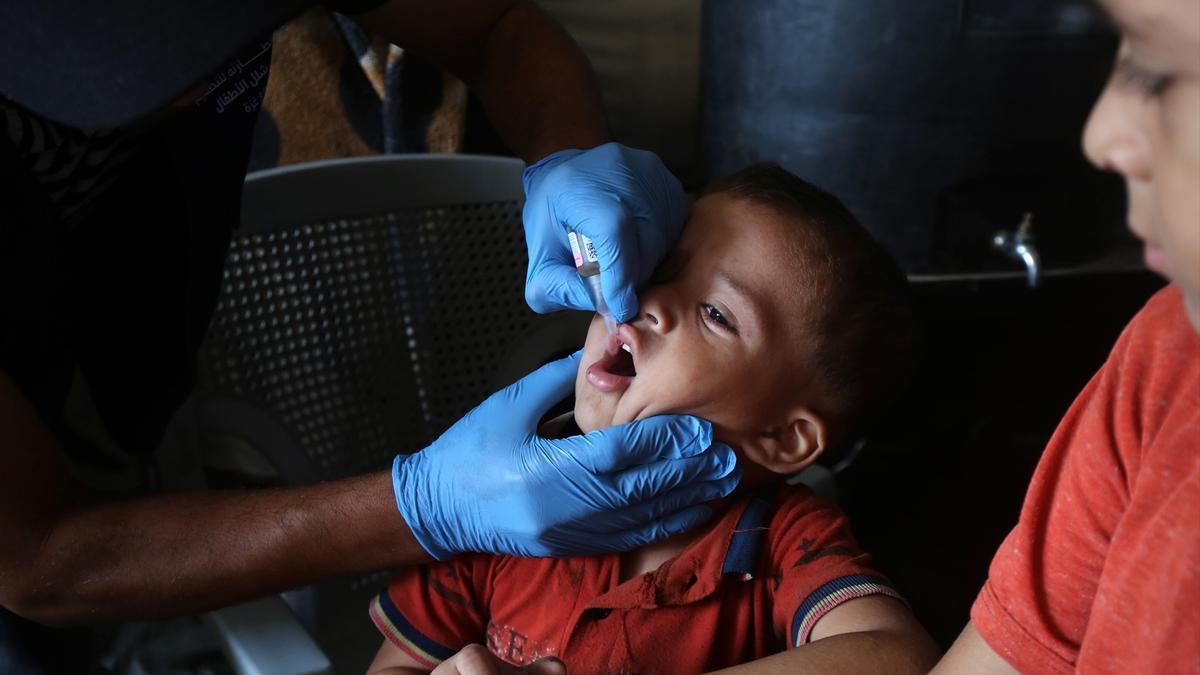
[637,290,676,334]
[1082,80,1152,182]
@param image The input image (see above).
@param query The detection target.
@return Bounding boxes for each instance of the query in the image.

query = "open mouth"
[607,343,637,377]
[585,334,637,392]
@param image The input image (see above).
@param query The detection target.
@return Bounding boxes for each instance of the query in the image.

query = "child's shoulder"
[765,482,847,525]
[760,483,863,571]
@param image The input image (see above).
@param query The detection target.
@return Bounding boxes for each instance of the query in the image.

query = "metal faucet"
[992,212,1042,288]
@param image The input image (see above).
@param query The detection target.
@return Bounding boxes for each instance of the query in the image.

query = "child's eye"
[1117,58,1174,98]
[701,303,736,333]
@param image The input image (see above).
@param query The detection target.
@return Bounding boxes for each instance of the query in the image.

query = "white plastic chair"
[189,155,588,674]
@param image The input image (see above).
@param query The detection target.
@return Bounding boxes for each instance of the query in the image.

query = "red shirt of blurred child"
[972,286,1200,673]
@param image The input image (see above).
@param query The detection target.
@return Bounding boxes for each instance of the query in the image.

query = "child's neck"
[618,529,702,582]
[562,418,756,582]
[614,474,765,582]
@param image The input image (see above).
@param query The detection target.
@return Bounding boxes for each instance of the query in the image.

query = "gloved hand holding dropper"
[521,142,689,325]
[392,142,740,560]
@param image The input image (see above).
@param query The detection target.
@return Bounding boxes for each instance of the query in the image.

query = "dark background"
[838,270,1165,647]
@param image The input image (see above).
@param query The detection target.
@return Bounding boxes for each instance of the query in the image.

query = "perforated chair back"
[198,155,536,484]
[192,155,574,673]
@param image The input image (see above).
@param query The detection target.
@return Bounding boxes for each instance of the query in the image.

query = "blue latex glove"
[392,352,741,559]
[522,142,688,322]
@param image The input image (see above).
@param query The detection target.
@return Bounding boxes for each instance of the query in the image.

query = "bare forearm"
[358,0,609,162]
[471,2,608,160]
[707,630,940,675]
[3,356,429,627]
[931,623,1020,674]
[12,471,427,626]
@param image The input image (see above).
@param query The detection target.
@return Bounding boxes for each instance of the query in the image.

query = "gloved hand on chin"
[391,352,741,559]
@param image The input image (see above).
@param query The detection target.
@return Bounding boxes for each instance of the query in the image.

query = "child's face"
[1084,0,1200,331]
[575,192,818,453]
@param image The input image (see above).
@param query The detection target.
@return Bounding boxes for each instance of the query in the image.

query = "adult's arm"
[1,354,736,625]
[352,0,609,162]
[352,1,689,321]
[0,370,430,626]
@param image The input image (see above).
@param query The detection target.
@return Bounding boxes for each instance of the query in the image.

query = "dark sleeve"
[324,0,388,15]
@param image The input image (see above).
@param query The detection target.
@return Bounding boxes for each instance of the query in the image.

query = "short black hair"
[703,163,916,447]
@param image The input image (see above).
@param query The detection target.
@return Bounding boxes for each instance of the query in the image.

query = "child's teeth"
[621,343,632,353]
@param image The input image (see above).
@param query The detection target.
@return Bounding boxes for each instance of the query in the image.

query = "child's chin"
[573,398,613,435]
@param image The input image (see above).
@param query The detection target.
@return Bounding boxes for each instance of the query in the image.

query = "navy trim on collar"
[721,485,780,577]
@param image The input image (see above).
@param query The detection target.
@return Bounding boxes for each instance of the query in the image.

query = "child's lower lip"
[585,361,634,392]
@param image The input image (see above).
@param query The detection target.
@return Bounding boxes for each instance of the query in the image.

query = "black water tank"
[701,0,1126,274]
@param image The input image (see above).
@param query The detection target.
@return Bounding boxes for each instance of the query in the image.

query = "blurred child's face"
[574,193,816,449]
[1084,0,1200,331]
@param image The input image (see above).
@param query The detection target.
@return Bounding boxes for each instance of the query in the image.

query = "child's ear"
[741,408,829,475]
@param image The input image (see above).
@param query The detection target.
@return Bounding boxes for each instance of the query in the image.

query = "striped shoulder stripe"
[791,574,903,646]
[369,593,458,668]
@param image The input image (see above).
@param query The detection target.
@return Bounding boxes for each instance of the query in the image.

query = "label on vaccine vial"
[569,232,600,272]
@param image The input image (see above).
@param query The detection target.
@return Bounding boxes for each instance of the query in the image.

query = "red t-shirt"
[972,286,1200,674]
[370,485,901,673]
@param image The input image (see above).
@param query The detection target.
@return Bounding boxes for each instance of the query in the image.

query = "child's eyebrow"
[715,269,748,297]
[715,268,764,326]
[1088,0,1161,43]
